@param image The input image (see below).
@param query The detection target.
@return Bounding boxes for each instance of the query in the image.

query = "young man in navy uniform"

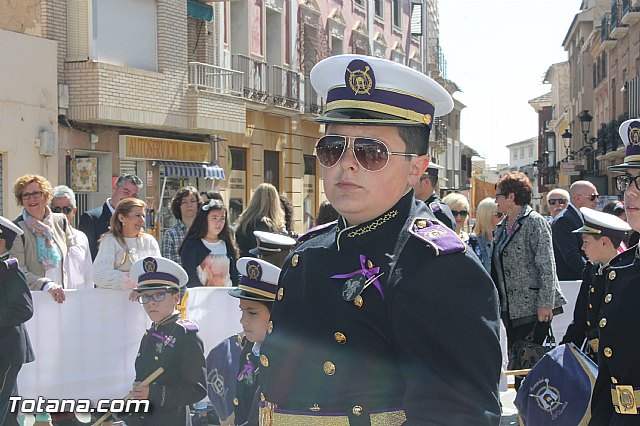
[126,256,207,426]
[259,55,501,424]
[0,216,35,426]
[590,119,640,425]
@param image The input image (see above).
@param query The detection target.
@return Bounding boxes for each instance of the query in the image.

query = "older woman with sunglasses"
[546,188,570,221]
[11,175,74,304]
[491,172,565,389]
[51,185,93,289]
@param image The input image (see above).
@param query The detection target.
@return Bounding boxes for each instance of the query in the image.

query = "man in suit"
[411,162,456,230]
[0,216,35,426]
[552,180,599,280]
[79,173,143,260]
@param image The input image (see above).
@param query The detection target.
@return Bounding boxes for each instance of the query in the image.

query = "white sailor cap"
[423,162,445,177]
[573,207,631,240]
[0,216,23,242]
[130,256,188,292]
[229,257,281,302]
[249,231,297,256]
[610,119,640,170]
[310,54,453,128]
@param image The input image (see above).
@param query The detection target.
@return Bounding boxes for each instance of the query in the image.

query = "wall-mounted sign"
[119,135,210,162]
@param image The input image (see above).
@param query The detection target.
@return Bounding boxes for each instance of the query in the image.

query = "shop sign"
[119,135,210,162]
[560,160,581,176]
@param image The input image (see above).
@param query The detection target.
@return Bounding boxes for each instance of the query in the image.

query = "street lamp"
[561,129,572,161]
[578,109,598,174]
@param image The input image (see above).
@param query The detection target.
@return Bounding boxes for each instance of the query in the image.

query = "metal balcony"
[303,77,323,115]
[272,65,300,111]
[610,0,629,38]
[232,54,270,104]
[622,0,640,24]
[601,14,617,50]
[188,62,244,96]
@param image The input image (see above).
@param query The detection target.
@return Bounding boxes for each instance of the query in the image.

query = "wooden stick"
[92,367,164,426]
[503,368,531,376]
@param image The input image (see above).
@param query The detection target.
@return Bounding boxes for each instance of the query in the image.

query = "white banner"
[17,287,241,401]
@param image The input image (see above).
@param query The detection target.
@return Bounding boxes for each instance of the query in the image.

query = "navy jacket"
[589,247,640,425]
[260,192,501,424]
[78,202,112,260]
[425,192,456,230]
[561,262,602,354]
[552,205,587,281]
[0,255,34,366]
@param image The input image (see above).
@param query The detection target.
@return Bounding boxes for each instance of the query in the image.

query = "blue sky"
[439,0,583,165]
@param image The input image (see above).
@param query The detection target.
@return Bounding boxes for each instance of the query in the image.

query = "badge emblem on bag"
[529,378,568,419]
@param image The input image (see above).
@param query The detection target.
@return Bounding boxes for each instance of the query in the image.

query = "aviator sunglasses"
[548,198,567,206]
[315,135,418,172]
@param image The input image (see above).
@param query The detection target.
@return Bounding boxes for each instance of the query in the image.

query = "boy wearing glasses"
[259,56,501,424]
[590,119,640,424]
[125,256,206,426]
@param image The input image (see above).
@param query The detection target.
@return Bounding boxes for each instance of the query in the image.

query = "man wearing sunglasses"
[51,186,93,289]
[546,188,570,221]
[411,162,456,230]
[552,180,599,280]
[259,55,501,424]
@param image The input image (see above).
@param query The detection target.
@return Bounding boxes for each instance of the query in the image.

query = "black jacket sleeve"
[0,268,33,327]
[561,263,594,345]
[391,244,501,425]
[552,216,587,278]
[78,212,99,260]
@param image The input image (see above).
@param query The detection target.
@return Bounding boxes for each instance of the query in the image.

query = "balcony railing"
[188,62,244,96]
[304,77,323,115]
[622,0,640,23]
[272,65,300,110]
[610,0,629,37]
[232,55,270,103]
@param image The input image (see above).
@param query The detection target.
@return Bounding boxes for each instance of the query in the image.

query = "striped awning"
[155,161,225,179]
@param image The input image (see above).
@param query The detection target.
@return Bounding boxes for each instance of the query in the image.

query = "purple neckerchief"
[330,255,384,299]
[151,332,175,348]
[237,359,255,381]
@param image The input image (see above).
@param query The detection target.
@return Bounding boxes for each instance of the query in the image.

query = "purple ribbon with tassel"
[330,255,384,299]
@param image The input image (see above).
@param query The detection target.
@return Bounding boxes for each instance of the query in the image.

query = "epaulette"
[408,217,466,256]
[176,318,199,333]
[0,257,19,272]
[297,220,337,243]
[428,201,443,215]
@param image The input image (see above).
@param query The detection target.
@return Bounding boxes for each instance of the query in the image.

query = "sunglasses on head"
[315,135,418,172]
[51,206,73,214]
[451,210,469,218]
[548,198,567,206]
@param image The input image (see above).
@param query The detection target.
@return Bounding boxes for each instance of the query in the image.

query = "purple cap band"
[583,220,627,240]
[326,87,435,120]
[239,276,277,296]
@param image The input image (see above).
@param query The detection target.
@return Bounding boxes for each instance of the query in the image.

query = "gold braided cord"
[347,210,398,237]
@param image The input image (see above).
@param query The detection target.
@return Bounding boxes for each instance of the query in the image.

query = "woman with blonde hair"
[234,183,286,257]
[94,198,160,289]
[442,193,471,241]
[472,197,504,272]
[12,174,73,303]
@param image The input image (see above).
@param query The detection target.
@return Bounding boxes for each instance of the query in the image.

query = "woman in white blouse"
[94,198,160,289]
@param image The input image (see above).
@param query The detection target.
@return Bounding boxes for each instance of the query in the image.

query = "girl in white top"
[94,198,160,290]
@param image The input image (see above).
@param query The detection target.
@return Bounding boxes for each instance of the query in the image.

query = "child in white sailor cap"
[560,207,631,360]
[209,257,280,426]
[249,231,297,268]
[125,256,206,426]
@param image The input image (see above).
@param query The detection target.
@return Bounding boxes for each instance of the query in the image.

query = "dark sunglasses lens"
[316,136,347,168]
[589,194,599,201]
[353,138,389,171]
[452,210,468,217]
[495,212,504,218]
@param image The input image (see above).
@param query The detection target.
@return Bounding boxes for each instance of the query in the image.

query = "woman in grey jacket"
[491,172,566,387]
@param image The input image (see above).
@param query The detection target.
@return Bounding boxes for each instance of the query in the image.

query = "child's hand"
[131,381,150,399]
